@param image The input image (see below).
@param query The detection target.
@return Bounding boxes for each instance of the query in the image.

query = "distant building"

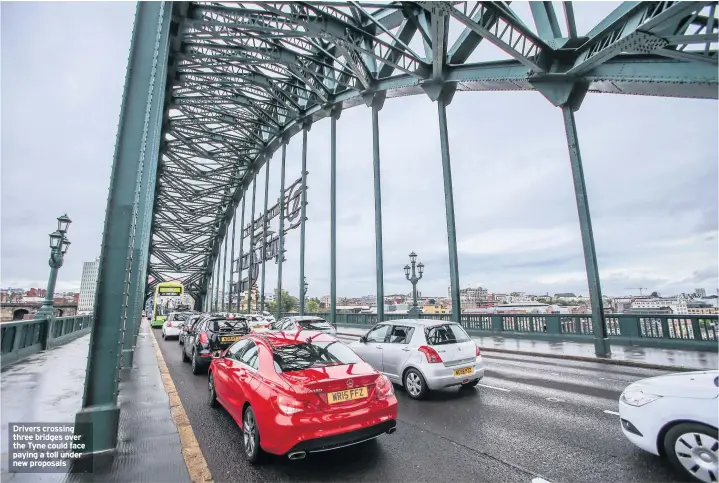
[554,293,576,298]
[695,288,707,298]
[78,258,100,312]
[423,304,449,314]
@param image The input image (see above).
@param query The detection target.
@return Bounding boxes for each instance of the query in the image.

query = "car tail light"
[167,321,172,327]
[199,332,209,344]
[475,345,481,357]
[418,346,443,364]
[375,374,394,400]
[275,394,309,415]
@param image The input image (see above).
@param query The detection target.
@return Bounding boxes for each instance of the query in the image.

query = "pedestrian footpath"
[335,324,718,371]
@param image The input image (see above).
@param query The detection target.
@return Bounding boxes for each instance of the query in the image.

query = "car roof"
[256,330,335,347]
[377,318,459,328]
[289,316,327,321]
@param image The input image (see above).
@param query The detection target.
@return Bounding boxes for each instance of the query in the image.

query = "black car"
[182,315,250,374]
[179,313,205,345]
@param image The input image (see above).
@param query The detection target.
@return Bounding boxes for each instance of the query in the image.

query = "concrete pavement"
[154,325,691,483]
[336,324,719,370]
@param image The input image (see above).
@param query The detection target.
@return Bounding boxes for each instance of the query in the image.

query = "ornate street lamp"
[35,215,72,320]
[404,251,423,316]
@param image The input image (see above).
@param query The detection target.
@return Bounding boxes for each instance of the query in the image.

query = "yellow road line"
[148,324,213,483]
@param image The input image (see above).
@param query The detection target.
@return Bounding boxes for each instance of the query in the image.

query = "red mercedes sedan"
[207,330,398,463]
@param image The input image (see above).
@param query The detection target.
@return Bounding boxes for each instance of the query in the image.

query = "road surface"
[155,329,685,483]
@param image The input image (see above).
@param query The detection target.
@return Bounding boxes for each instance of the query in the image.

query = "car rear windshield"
[211,319,248,332]
[272,340,362,373]
[296,319,332,330]
[425,324,471,345]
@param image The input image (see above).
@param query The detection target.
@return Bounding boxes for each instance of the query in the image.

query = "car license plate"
[327,387,368,404]
[221,336,240,343]
[453,366,473,377]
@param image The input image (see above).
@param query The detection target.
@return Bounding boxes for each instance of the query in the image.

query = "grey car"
[349,320,485,399]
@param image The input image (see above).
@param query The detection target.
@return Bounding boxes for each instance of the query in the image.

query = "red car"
[208,330,398,463]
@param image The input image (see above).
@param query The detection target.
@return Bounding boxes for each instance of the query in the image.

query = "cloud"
[1,3,717,303]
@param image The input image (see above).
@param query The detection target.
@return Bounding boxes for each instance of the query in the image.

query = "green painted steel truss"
[147,1,718,301]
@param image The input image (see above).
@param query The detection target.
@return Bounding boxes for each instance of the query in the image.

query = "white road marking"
[477,383,511,392]
[604,410,620,416]
[599,377,631,383]
[546,397,565,403]
[532,478,552,483]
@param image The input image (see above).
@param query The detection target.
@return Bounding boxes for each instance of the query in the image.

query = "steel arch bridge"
[77,1,717,452]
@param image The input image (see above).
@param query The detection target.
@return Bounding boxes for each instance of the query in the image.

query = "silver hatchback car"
[349,319,485,399]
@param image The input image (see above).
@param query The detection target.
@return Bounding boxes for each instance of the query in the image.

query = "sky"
[2,2,717,301]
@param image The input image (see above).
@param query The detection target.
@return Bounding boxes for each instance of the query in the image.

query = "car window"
[282,320,295,331]
[228,339,251,361]
[272,340,362,373]
[211,319,247,332]
[389,326,414,344]
[365,324,389,343]
[296,319,332,331]
[239,341,259,369]
[425,324,471,345]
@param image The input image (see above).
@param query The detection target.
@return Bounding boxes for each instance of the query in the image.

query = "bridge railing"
[0,315,93,368]
[280,312,718,351]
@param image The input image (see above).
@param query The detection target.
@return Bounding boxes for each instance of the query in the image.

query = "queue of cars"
[156,311,717,481]
[155,311,485,464]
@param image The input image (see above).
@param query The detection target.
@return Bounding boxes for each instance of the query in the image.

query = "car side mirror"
[359,336,367,343]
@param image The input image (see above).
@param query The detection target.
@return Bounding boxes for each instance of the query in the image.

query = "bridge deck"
[2,320,715,482]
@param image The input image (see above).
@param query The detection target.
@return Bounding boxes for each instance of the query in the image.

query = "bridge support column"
[424,82,462,323]
[214,246,221,311]
[247,176,257,313]
[299,124,310,315]
[235,192,246,312]
[221,224,228,311]
[364,92,386,322]
[532,80,610,357]
[260,159,271,313]
[276,143,287,320]
[75,1,172,455]
[228,206,237,312]
[329,108,341,326]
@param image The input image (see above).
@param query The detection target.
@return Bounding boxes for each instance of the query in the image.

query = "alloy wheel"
[244,410,256,457]
[674,432,718,483]
[406,372,422,397]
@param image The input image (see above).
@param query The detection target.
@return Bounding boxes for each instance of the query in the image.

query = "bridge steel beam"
[329,109,341,327]
[276,144,287,321]
[228,208,237,312]
[298,124,310,316]
[434,85,462,324]
[221,228,228,311]
[247,176,258,313]
[75,1,171,455]
[235,191,246,312]
[260,159,271,313]
[365,92,386,323]
[532,79,611,357]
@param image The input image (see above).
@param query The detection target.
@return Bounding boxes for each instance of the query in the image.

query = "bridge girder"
[144,1,718,301]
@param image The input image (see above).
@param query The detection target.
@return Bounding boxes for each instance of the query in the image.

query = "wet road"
[155,328,687,483]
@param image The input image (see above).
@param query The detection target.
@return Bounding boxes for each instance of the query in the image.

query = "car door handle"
[375,345,383,349]
[401,348,411,352]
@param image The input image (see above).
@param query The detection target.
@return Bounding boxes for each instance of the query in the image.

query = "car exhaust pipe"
[387,427,396,435]
[287,451,306,460]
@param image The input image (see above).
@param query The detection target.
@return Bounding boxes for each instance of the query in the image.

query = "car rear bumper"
[260,398,398,455]
[423,357,485,390]
[164,327,181,337]
[286,419,396,454]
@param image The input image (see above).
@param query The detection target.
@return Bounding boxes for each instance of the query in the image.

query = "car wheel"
[191,350,203,375]
[461,379,480,389]
[181,346,189,362]
[664,422,718,483]
[242,406,265,464]
[404,368,428,400]
[162,331,166,339]
[208,373,219,408]
[179,336,184,345]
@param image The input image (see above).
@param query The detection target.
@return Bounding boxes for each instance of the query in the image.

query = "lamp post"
[35,215,72,320]
[404,251,424,316]
[302,278,308,313]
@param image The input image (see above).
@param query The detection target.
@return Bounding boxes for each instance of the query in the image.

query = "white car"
[618,370,718,482]
[162,312,191,340]
[349,320,485,399]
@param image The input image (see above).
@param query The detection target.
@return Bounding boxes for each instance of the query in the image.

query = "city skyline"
[1,2,717,300]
